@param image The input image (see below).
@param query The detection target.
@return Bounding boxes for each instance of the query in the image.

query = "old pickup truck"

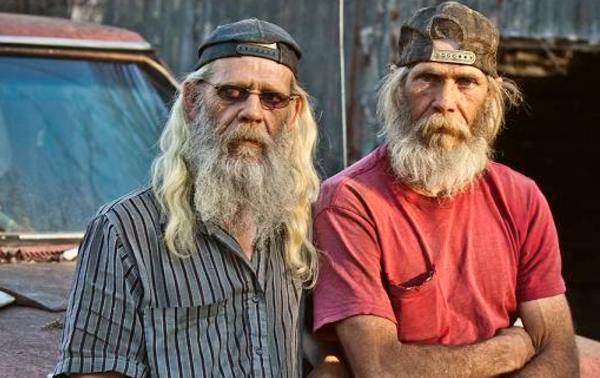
[0,12,177,377]
[0,12,177,254]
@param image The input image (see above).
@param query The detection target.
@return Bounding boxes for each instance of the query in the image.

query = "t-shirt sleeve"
[516,183,566,303]
[312,205,395,339]
[53,214,148,378]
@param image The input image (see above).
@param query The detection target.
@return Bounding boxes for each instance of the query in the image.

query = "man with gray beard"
[185,90,297,246]
[310,2,578,377]
[54,19,320,378]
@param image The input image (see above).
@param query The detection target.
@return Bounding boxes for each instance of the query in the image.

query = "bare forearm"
[363,335,529,378]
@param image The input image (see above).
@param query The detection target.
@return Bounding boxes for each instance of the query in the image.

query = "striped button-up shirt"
[54,188,304,378]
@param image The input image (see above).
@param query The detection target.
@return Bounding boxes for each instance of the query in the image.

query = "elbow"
[536,338,580,377]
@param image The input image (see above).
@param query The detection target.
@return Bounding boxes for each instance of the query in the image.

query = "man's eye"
[261,92,286,106]
[419,74,437,83]
[457,78,477,87]
[218,86,246,100]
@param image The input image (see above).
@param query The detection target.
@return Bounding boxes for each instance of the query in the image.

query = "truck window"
[0,56,174,233]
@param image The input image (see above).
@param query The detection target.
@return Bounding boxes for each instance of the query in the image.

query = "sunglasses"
[198,79,298,110]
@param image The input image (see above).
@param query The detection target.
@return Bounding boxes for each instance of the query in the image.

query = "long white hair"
[151,64,320,285]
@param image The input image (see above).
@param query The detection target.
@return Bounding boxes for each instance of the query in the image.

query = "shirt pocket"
[388,270,449,343]
[142,298,230,377]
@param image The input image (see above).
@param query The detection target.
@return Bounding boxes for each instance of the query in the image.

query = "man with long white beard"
[311,2,578,377]
[54,19,320,378]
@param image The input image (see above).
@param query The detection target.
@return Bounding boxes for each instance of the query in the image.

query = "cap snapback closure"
[430,48,476,65]
[236,43,281,61]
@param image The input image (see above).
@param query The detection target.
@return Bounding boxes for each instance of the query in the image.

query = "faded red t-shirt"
[312,145,565,345]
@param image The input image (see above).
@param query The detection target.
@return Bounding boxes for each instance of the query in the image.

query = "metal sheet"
[0,262,76,312]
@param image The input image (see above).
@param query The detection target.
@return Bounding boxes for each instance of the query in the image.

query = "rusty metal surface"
[0,231,80,263]
[0,262,76,311]
[0,11,146,43]
[0,243,76,263]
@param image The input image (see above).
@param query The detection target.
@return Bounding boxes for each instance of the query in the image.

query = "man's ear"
[288,95,302,128]
[182,80,199,121]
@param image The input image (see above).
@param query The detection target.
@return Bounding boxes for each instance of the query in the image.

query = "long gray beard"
[184,106,296,241]
[385,99,492,198]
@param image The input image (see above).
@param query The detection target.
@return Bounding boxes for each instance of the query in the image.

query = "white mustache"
[418,113,470,145]
[222,124,273,147]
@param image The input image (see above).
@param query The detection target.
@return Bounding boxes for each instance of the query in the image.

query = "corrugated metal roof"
[395,0,600,45]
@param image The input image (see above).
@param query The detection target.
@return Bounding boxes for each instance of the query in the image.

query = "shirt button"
[255,347,263,355]
[251,294,262,303]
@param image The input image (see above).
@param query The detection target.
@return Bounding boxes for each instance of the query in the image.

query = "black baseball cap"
[195,18,302,75]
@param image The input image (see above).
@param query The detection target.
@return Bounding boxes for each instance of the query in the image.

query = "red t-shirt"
[312,145,565,345]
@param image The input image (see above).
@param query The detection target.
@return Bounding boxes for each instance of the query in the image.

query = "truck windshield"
[0,56,174,233]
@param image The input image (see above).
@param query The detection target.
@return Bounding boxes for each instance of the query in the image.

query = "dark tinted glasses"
[199,79,298,110]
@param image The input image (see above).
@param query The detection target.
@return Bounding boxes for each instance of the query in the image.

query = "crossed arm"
[511,294,578,377]
[334,318,533,378]
[312,294,577,378]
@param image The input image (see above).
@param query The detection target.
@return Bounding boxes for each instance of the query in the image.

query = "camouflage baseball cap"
[397,1,499,76]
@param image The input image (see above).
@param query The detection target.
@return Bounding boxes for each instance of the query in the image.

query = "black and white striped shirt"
[54,188,304,378]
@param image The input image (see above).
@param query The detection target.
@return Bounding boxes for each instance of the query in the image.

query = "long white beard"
[184,106,296,240]
[385,98,492,198]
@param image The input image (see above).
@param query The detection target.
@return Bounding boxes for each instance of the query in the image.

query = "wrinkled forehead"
[209,56,294,90]
[410,61,487,78]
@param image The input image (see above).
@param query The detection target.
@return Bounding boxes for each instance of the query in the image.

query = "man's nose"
[432,82,458,114]
[237,93,264,123]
